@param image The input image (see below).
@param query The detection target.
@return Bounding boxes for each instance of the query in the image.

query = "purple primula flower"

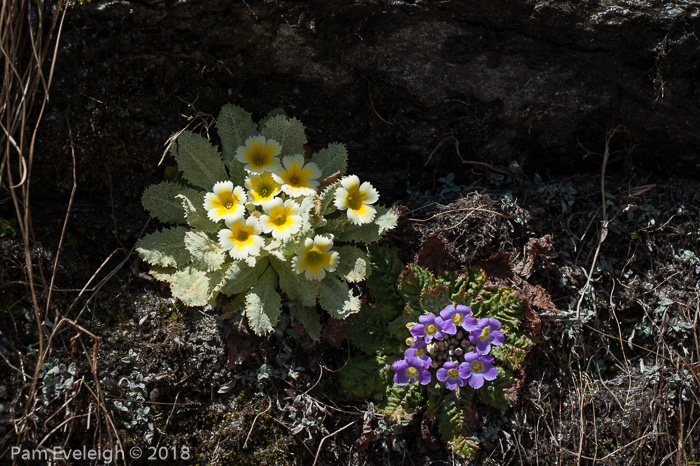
[436,361,467,390]
[458,352,498,389]
[405,339,432,367]
[410,313,445,342]
[393,356,432,385]
[439,304,478,334]
[469,317,505,354]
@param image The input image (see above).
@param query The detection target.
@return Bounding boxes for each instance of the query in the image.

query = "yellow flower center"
[306,250,319,264]
[480,327,490,340]
[290,176,299,186]
[452,314,463,324]
[471,361,484,373]
[236,230,250,242]
[406,322,415,330]
[255,157,264,166]
[448,368,459,378]
[426,324,437,335]
[346,193,363,211]
[416,349,424,356]
[260,187,268,196]
[274,214,286,226]
[407,367,418,377]
[225,202,234,210]
[405,337,414,346]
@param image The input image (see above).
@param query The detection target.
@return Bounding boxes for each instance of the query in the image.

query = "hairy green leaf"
[216,104,258,163]
[245,265,282,335]
[318,275,360,318]
[271,258,317,307]
[149,266,176,283]
[311,143,348,178]
[338,353,389,399]
[335,245,370,283]
[260,115,307,156]
[171,131,228,190]
[338,206,397,243]
[136,227,190,268]
[294,305,322,341]
[177,192,220,233]
[184,231,226,272]
[347,302,403,355]
[318,182,339,216]
[141,181,198,224]
[219,257,269,296]
[171,266,211,307]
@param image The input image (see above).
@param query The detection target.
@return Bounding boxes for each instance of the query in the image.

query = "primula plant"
[339,246,538,458]
[136,105,397,336]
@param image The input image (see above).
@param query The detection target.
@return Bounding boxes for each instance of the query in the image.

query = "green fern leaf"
[398,265,438,311]
[271,258,317,307]
[377,382,423,424]
[450,267,487,306]
[184,231,226,272]
[245,265,282,335]
[437,392,480,458]
[471,287,523,332]
[366,245,405,306]
[318,275,360,318]
[310,143,348,178]
[294,305,322,341]
[476,367,514,410]
[216,104,258,164]
[335,245,370,283]
[141,181,198,224]
[338,353,390,399]
[490,329,538,371]
[171,131,228,190]
[136,227,190,268]
[260,115,307,156]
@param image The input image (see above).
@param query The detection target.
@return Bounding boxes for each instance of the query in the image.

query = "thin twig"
[312,420,357,466]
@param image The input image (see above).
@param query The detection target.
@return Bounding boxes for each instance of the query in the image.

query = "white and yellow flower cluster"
[201,135,378,281]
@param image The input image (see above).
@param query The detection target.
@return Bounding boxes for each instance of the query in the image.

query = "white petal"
[212,180,234,198]
[340,175,360,191]
[334,187,349,209]
[359,182,379,204]
[313,235,334,252]
[262,197,283,213]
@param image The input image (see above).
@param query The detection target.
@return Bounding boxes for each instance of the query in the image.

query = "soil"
[1,1,699,465]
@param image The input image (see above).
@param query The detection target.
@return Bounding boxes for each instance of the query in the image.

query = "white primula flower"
[203,181,247,222]
[235,135,282,174]
[292,235,339,281]
[333,175,379,225]
[218,216,264,260]
[244,172,280,205]
[259,198,302,241]
[272,154,321,197]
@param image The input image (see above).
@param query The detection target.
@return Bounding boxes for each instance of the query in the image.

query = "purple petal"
[418,369,432,385]
[488,318,502,330]
[410,324,426,338]
[392,359,409,372]
[439,305,456,320]
[468,374,485,389]
[394,371,409,385]
[418,314,436,325]
[456,305,471,314]
[436,368,448,382]
[475,340,491,354]
[491,330,505,346]
[463,351,479,363]
[483,366,499,381]
[461,316,478,332]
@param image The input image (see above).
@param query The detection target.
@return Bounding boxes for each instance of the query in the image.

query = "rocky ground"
[1,0,699,465]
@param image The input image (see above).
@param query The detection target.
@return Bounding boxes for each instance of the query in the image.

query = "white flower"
[235,136,282,174]
[244,172,281,205]
[259,198,302,241]
[203,181,247,222]
[272,154,321,197]
[218,216,264,260]
[333,175,379,225]
[291,235,339,281]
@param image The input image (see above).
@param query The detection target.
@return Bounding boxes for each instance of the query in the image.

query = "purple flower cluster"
[392,305,505,390]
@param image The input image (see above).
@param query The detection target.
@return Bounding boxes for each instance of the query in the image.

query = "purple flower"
[439,304,478,334]
[410,313,445,342]
[458,353,498,389]
[405,339,431,367]
[469,317,505,354]
[393,356,431,385]
[436,361,467,390]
